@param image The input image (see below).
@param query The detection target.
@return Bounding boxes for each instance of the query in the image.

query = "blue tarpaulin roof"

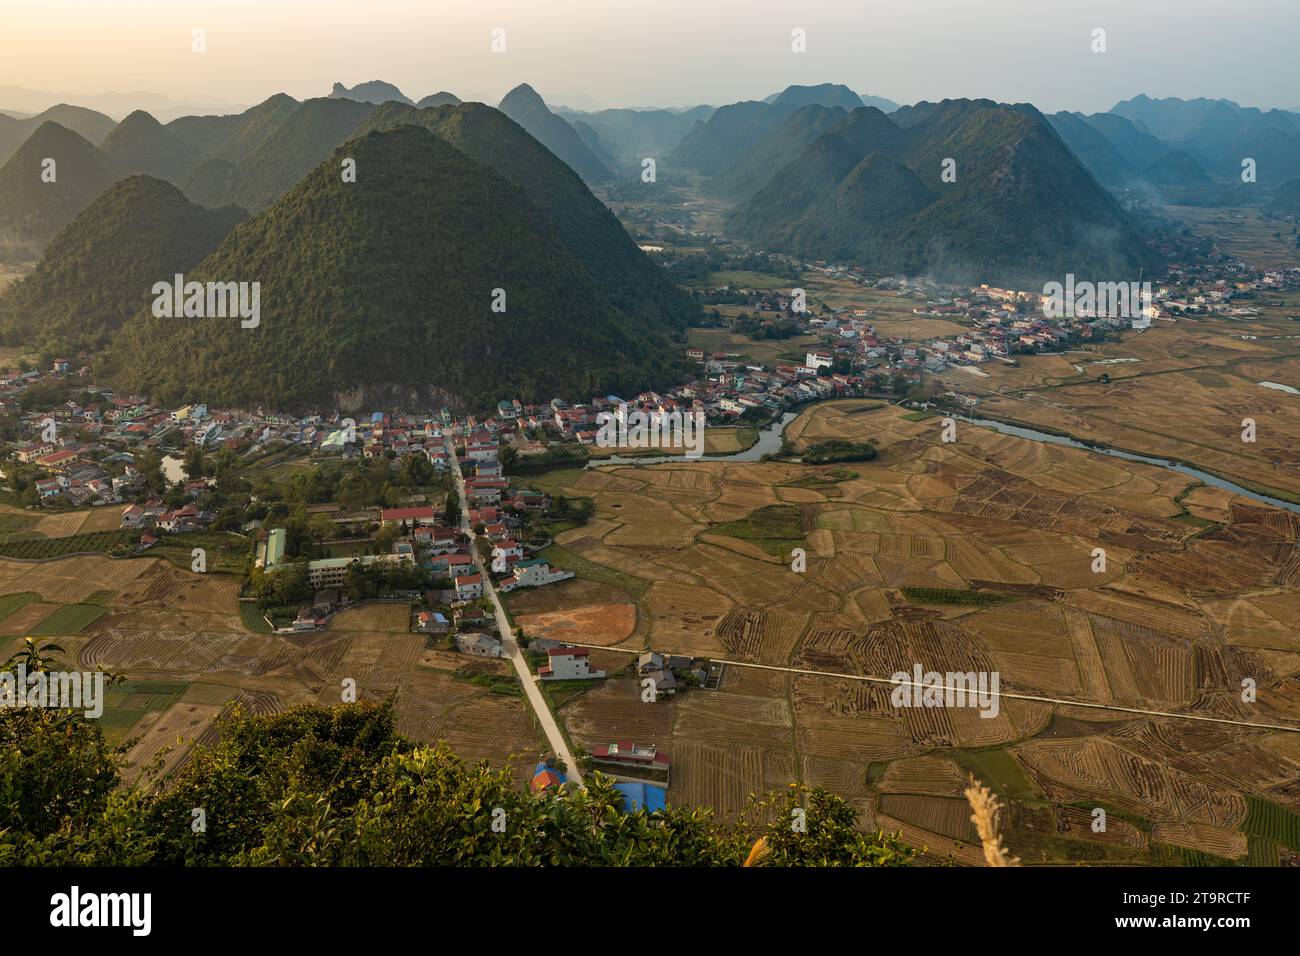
[614,781,667,813]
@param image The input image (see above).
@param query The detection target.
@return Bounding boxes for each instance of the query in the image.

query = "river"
[588,403,1300,514]
[960,416,1300,514]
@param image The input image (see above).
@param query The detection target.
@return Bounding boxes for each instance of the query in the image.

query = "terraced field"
[517,399,1300,863]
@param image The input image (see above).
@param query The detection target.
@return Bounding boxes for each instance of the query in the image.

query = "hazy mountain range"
[1,80,1296,409]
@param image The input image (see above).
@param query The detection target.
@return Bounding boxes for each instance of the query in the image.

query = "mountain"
[764,84,899,113]
[1109,95,1300,181]
[106,127,687,411]
[0,103,116,165]
[0,176,245,350]
[708,104,848,199]
[167,94,301,164]
[1267,178,1300,218]
[553,107,701,164]
[0,121,118,252]
[1048,112,1137,186]
[100,110,202,181]
[570,119,616,169]
[668,101,803,175]
[1143,149,1212,186]
[728,100,1153,285]
[770,84,864,110]
[182,97,376,211]
[416,92,461,108]
[355,102,696,331]
[1076,112,1171,170]
[497,84,611,182]
[329,81,413,105]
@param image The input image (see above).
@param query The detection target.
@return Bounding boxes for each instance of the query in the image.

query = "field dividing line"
[559,642,1300,733]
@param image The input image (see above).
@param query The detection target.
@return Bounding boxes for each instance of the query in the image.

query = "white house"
[497,559,574,592]
[539,646,605,681]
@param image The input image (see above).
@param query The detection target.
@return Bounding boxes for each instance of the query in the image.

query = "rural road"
[549,641,1300,734]
[447,442,585,785]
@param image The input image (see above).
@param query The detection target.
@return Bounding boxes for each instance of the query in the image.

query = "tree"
[0,701,918,867]
[306,513,336,546]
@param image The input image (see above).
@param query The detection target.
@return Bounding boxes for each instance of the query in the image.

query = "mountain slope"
[667,101,801,175]
[0,176,245,350]
[729,100,1152,285]
[708,104,848,199]
[771,84,865,111]
[416,92,461,108]
[0,121,118,251]
[182,97,376,211]
[554,107,700,163]
[329,81,413,105]
[107,127,685,411]
[101,110,202,181]
[356,102,696,331]
[166,94,301,164]
[1048,111,1137,186]
[0,104,117,166]
[497,84,611,182]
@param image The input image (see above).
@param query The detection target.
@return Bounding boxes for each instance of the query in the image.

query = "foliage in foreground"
[0,701,916,867]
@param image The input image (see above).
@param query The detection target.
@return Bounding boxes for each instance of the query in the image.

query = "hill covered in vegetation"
[107,126,689,412]
[0,698,916,867]
[0,175,245,352]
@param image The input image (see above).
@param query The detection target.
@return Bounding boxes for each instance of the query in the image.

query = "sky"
[2,0,1298,115]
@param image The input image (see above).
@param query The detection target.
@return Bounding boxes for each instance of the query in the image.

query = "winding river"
[588,404,1300,514]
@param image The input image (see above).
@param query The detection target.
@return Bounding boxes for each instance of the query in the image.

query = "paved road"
[447,443,585,785]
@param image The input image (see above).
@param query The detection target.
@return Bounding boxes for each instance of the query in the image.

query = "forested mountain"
[107,126,689,411]
[728,100,1153,285]
[497,84,611,183]
[0,175,245,351]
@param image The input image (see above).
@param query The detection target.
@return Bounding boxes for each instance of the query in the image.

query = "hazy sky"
[2,0,1297,114]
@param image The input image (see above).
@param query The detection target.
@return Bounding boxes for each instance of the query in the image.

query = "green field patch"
[99,680,190,743]
[0,591,41,622]
[238,601,273,633]
[901,587,1016,607]
[28,603,105,635]
[709,504,805,557]
[0,529,135,560]
[535,542,649,599]
[951,748,1043,801]
[1240,795,1300,851]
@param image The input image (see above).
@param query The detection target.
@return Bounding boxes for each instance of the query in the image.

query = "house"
[455,632,504,657]
[497,559,574,592]
[293,607,327,631]
[492,539,524,563]
[380,506,438,527]
[454,573,484,602]
[119,504,147,529]
[538,646,604,681]
[34,478,61,499]
[531,762,566,793]
[430,553,475,576]
[591,741,670,772]
[415,611,450,634]
[641,668,678,699]
[454,606,490,629]
[806,350,834,370]
[637,651,664,674]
